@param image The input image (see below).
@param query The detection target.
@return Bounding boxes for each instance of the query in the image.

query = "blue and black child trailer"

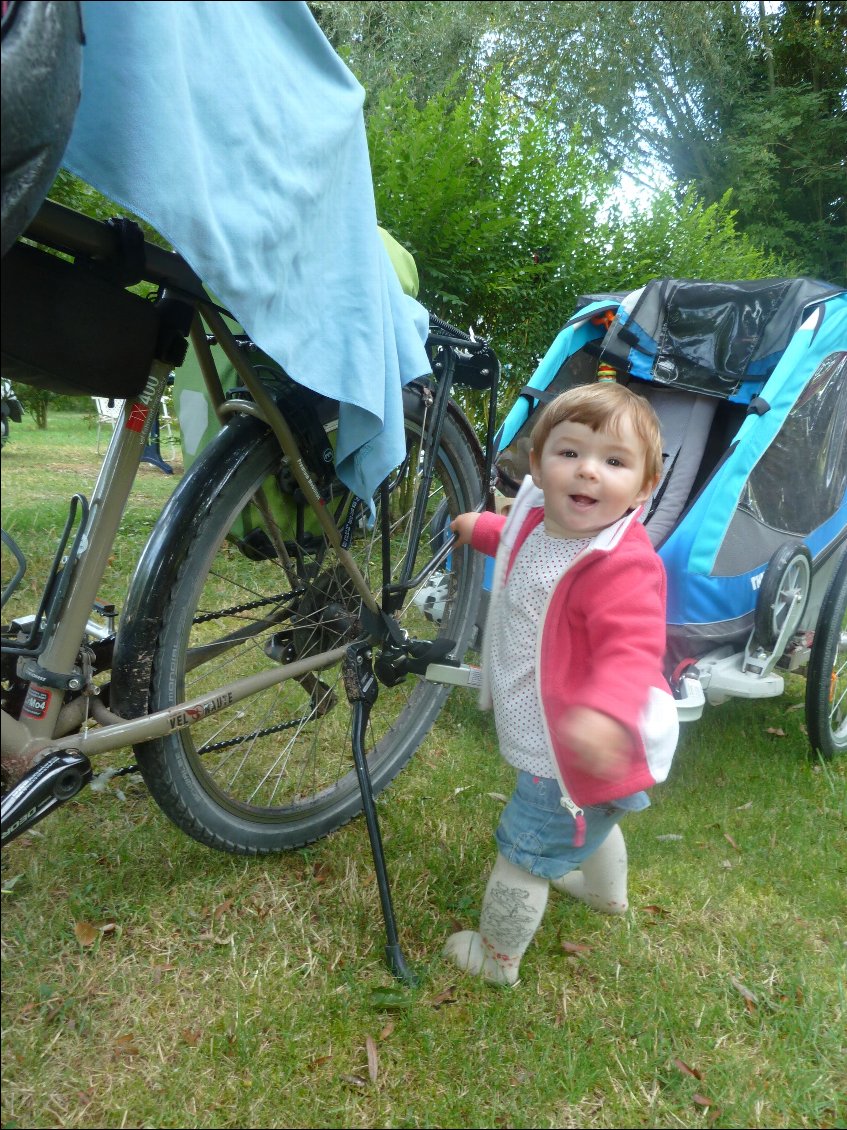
[488,276,847,757]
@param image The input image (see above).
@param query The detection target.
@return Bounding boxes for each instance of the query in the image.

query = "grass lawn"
[1,411,845,1129]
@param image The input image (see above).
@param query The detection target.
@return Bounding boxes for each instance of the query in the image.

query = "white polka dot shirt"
[490,524,590,778]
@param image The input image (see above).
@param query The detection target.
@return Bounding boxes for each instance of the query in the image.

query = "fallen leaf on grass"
[765,726,786,737]
[74,921,99,946]
[307,1054,332,1071]
[366,1035,379,1084]
[181,1028,202,1047]
[74,920,116,946]
[340,1073,367,1089]
[561,940,593,955]
[368,988,412,1010]
[640,904,668,916]
[380,1021,395,1039]
[673,1057,702,1080]
[692,1092,716,1107]
[212,899,233,919]
[486,792,509,803]
[113,1034,140,1057]
[429,985,459,1008]
[736,801,753,810]
[730,975,758,1010]
[656,833,683,841]
[723,833,741,852]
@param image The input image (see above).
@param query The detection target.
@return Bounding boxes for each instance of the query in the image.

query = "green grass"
[2,412,846,1129]
[1,407,182,622]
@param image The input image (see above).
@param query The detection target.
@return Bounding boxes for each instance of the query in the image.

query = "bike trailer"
[490,277,847,712]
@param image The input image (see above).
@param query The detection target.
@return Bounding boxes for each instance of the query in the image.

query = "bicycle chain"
[192,586,303,624]
[112,690,310,774]
[190,583,330,752]
[197,714,308,754]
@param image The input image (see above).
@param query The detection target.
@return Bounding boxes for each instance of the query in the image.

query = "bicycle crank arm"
[1,750,92,846]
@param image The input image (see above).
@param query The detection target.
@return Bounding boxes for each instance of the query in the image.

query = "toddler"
[444,381,679,984]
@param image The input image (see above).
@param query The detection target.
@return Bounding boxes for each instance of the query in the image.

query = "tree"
[310,0,496,107]
[367,73,612,370]
[15,387,54,430]
[366,72,783,413]
[311,0,846,282]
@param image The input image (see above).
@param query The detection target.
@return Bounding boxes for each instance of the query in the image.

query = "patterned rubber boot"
[443,854,549,985]
[551,822,628,915]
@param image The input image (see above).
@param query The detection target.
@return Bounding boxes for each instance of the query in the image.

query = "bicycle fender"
[111,412,268,720]
[406,381,485,482]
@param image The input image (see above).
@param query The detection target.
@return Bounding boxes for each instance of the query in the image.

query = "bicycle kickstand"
[342,641,417,986]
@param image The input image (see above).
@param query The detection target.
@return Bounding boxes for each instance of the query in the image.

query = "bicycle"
[1,199,499,979]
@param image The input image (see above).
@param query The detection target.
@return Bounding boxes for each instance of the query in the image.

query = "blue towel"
[62,0,431,502]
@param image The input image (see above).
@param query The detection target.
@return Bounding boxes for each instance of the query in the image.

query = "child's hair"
[530,382,663,489]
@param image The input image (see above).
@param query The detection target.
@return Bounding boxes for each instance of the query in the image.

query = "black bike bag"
[1,240,161,397]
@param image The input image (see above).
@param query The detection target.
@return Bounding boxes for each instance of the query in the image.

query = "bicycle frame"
[1,200,498,831]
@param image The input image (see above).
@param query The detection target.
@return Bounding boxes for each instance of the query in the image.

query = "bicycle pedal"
[424,662,482,688]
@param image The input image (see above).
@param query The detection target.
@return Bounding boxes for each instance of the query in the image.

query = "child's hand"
[557,707,631,781]
[450,512,480,547]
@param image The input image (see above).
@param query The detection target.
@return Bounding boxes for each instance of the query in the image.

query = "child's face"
[529,415,654,540]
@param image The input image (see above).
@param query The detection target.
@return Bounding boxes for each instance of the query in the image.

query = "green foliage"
[367,72,786,408]
[10,389,88,431]
[599,189,787,291]
[48,170,123,224]
[489,0,846,282]
[49,170,171,249]
[369,74,609,373]
[13,387,53,430]
[316,0,846,284]
[311,0,496,107]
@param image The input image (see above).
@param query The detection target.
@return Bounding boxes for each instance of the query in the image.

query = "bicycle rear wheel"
[135,385,484,853]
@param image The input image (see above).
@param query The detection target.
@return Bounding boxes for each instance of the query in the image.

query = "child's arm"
[450,510,507,556]
[546,545,669,779]
[449,512,481,547]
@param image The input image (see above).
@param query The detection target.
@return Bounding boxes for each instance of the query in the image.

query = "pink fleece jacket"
[473,477,678,807]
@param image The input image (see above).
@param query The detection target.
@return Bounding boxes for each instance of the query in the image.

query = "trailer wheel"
[805,549,847,759]
[754,542,812,651]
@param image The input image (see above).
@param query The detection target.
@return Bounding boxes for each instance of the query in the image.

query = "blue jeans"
[495,771,649,881]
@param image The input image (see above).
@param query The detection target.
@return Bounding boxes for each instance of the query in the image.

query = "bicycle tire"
[805,548,847,759]
[133,386,484,853]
